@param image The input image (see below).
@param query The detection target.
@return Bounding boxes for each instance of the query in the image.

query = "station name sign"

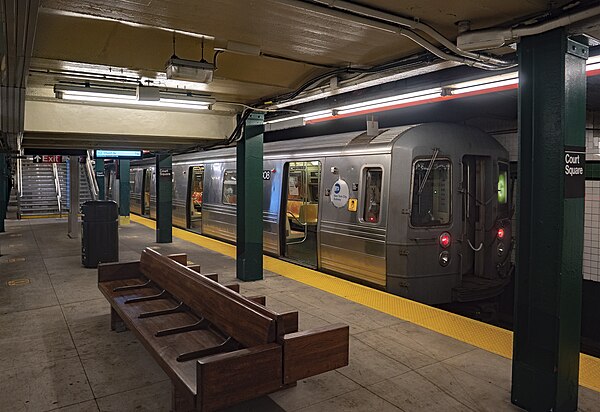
[94,150,143,159]
[564,146,585,198]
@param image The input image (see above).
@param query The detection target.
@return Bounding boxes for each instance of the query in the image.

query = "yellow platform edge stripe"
[129,214,600,393]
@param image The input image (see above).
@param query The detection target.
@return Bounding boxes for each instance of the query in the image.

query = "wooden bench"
[98,247,349,412]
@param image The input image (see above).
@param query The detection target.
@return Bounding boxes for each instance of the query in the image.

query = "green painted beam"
[155,153,172,243]
[95,158,105,200]
[236,112,264,281]
[512,29,587,412]
[118,159,130,223]
[0,154,7,233]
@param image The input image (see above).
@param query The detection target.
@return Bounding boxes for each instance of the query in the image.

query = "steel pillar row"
[512,28,588,412]
[236,113,265,281]
[118,160,131,225]
[155,154,172,243]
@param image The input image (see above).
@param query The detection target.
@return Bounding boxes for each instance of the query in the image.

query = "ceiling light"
[449,78,519,95]
[265,110,332,124]
[54,84,215,110]
[165,57,215,83]
[335,88,442,113]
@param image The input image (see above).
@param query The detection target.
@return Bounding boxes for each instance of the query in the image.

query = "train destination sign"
[94,150,143,159]
[564,146,585,198]
[32,155,64,163]
[331,179,350,208]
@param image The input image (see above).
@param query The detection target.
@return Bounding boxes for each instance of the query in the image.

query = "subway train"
[127,123,513,305]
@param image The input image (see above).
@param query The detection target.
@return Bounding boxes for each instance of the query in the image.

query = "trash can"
[82,200,119,268]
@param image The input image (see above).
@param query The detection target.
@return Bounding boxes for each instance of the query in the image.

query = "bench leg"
[171,382,196,412]
[110,307,128,332]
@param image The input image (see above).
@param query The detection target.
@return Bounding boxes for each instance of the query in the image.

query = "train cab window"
[363,168,382,223]
[498,162,509,218]
[222,170,237,205]
[411,159,451,226]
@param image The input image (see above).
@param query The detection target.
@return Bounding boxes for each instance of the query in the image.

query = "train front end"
[386,123,513,305]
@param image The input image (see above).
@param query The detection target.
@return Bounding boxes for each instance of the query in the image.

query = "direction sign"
[32,155,64,163]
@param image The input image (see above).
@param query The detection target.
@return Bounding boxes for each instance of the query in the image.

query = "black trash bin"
[82,200,119,268]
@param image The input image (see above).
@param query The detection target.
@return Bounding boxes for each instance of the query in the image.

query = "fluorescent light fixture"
[336,92,442,115]
[54,84,215,110]
[447,72,518,91]
[265,110,332,124]
[165,57,215,83]
[335,88,442,112]
[450,78,519,95]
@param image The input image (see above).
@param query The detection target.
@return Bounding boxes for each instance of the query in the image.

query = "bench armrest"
[196,343,282,412]
[281,323,349,384]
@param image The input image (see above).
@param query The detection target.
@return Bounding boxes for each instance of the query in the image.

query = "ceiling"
[3,0,600,151]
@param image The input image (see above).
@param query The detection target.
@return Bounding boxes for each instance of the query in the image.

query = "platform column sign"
[155,153,172,243]
[118,160,131,225]
[236,112,264,281]
[95,158,105,200]
[512,29,587,412]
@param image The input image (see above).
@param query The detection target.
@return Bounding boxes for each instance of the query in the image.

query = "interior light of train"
[439,232,451,248]
[497,228,505,240]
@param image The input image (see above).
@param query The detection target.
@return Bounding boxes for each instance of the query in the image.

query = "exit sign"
[32,155,64,163]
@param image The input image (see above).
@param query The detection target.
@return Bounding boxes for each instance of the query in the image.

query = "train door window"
[143,169,151,216]
[498,162,509,218]
[363,168,382,223]
[222,170,237,205]
[283,161,321,268]
[189,166,204,229]
[411,159,451,226]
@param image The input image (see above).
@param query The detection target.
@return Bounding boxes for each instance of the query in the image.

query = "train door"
[461,156,492,277]
[188,166,204,233]
[281,161,321,267]
[142,169,151,216]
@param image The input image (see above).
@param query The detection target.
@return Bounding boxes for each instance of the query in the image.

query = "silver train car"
[130,123,513,304]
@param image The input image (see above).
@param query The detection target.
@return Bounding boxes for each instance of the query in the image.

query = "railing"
[86,151,99,201]
[52,162,62,217]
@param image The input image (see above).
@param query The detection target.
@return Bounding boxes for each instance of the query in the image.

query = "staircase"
[18,157,96,218]
[18,159,61,217]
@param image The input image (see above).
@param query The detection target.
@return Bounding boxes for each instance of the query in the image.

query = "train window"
[222,170,237,205]
[411,159,451,226]
[498,162,509,217]
[363,168,382,223]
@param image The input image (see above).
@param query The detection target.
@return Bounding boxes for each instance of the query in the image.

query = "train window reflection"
[222,170,237,205]
[363,168,382,223]
[411,159,451,226]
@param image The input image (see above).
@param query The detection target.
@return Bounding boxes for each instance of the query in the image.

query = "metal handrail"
[86,151,99,201]
[52,163,62,217]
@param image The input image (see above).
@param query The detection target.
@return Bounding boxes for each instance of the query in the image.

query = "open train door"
[142,169,151,216]
[281,161,321,267]
[187,166,204,233]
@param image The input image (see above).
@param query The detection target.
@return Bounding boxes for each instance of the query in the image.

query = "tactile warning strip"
[130,214,600,392]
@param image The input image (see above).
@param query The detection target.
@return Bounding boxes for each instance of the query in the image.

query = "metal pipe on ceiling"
[274,0,514,70]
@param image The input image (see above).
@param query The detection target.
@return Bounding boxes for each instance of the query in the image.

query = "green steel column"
[236,112,264,281]
[512,29,587,412]
[155,153,172,243]
[118,159,130,225]
[95,158,105,200]
[0,154,7,233]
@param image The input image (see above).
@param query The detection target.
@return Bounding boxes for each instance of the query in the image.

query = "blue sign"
[95,149,142,159]
[334,183,341,194]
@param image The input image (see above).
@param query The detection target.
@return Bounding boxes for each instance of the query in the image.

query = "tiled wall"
[473,112,600,282]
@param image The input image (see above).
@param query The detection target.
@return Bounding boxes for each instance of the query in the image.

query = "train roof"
[133,123,504,165]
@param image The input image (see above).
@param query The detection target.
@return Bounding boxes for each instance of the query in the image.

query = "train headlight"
[439,251,450,267]
[497,242,505,257]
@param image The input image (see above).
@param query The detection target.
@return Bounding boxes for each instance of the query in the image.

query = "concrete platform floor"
[0,218,599,412]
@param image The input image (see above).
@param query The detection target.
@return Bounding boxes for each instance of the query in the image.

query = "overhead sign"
[330,179,350,208]
[32,155,64,163]
[94,150,143,159]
